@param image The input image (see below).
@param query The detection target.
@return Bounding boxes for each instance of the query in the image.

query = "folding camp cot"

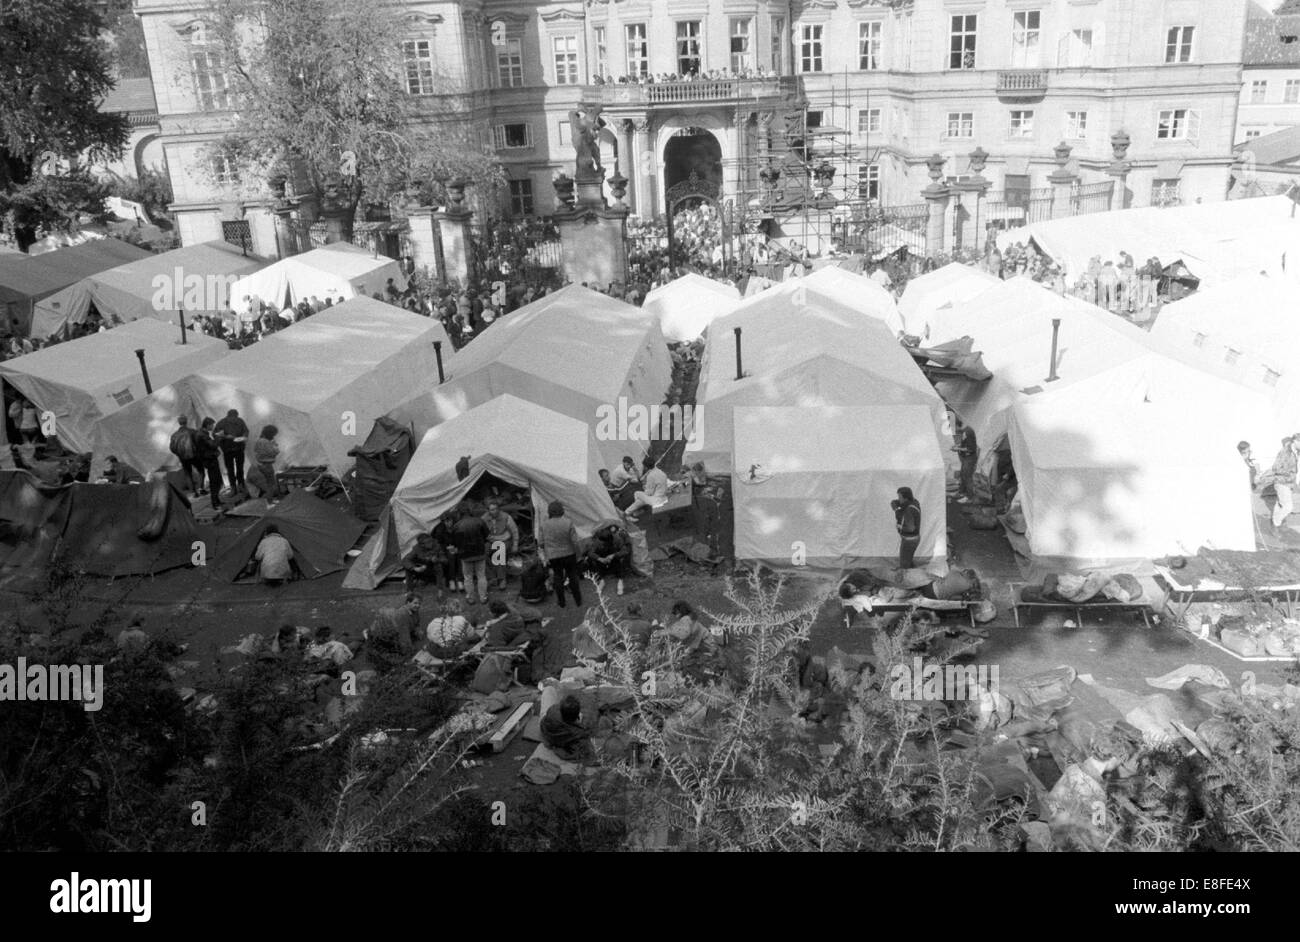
[1008,582,1153,629]
[1154,563,1300,625]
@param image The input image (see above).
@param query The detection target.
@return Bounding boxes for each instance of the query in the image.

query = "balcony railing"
[996,70,1048,97]
[589,76,795,106]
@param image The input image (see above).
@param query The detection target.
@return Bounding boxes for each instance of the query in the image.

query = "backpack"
[169,427,195,460]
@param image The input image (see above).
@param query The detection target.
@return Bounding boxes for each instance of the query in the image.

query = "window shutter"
[493,125,505,149]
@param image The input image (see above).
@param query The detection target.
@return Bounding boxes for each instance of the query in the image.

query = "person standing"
[1266,436,1300,530]
[452,503,491,604]
[251,424,282,504]
[891,487,922,570]
[195,418,225,510]
[540,500,583,608]
[482,500,519,589]
[168,416,199,493]
[954,421,978,503]
[214,409,249,497]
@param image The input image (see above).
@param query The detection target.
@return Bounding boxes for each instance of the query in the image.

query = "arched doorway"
[663,128,726,272]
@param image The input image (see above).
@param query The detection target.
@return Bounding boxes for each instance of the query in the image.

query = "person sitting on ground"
[661,600,711,654]
[364,593,423,674]
[625,457,670,518]
[609,455,641,488]
[425,598,480,657]
[481,599,530,650]
[116,614,149,653]
[253,524,295,585]
[583,521,633,595]
[622,601,655,650]
[305,625,353,668]
[102,454,143,485]
[540,694,594,762]
[403,532,446,590]
[518,553,550,603]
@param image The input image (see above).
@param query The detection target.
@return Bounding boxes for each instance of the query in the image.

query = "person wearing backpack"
[168,416,199,493]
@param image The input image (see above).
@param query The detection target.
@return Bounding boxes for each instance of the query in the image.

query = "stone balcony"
[996,70,1049,100]
[588,76,799,109]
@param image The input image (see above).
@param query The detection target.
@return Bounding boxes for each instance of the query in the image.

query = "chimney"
[433,340,445,384]
[178,305,188,344]
[134,349,153,394]
[734,326,744,380]
[1046,318,1061,382]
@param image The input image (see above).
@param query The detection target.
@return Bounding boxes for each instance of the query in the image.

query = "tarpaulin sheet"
[0,470,198,579]
[348,416,413,522]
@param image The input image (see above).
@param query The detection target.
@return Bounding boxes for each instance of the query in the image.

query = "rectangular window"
[402,40,436,96]
[730,18,752,72]
[1065,110,1087,139]
[1165,25,1194,63]
[625,23,649,77]
[859,21,882,70]
[593,26,608,78]
[553,35,579,85]
[493,123,532,149]
[509,179,534,217]
[806,110,823,129]
[1156,108,1200,141]
[211,152,238,185]
[1011,11,1040,69]
[1250,80,1268,103]
[858,108,881,135]
[558,120,570,145]
[950,14,977,70]
[771,16,786,73]
[1061,28,1093,67]
[946,111,974,138]
[858,163,880,201]
[191,50,231,110]
[1286,79,1300,103]
[1010,110,1034,139]
[496,38,523,88]
[676,20,702,75]
[1245,129,1263,140]
[800,23,823,73]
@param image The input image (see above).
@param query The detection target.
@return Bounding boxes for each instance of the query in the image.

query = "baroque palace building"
[135,0,1250,258]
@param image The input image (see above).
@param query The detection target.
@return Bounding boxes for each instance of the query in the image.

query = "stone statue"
[570,106,604,181]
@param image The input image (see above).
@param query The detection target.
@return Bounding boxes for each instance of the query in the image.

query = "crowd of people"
[590,65,778,87]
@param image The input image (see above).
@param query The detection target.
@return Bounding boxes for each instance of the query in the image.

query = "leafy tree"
[0,0,129,250]
[209,0,502,242]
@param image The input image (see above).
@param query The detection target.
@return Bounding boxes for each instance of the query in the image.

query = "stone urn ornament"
[926,153,946,184]
[968,146,988,176]
[445,177,468,213]
[1110,130,1131,162]
[1053,141,1073,169]
[552,172,576,209]
[608,171,629,205]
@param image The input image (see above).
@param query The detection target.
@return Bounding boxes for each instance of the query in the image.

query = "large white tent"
[642,272,742,343]
[0,319,230,454]
[781,264,905,335]
[1007,399,1256,570]
[933,276,1283,463]
[732,406,948,572]
[29,241,267,339]
[343,394,618,589]
[385,284,672,470]
[1149,273,1300,438]
[996,195,1300,289]
[227,242,407,311]
[687,288,946,474]
[898,262,1001,339]
[90,299,448,477]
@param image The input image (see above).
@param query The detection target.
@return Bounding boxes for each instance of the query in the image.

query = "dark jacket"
[214,416,249,454]
[451,514,490,560]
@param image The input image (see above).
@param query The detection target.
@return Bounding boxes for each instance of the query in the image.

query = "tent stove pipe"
[1047,318,1061,383]
[134,349,153,394]
[734,327,743,380]
[433,341,445,383]
[178,304,187,344]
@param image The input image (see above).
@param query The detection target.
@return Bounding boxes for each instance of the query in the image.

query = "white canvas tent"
[642,273,742,343]
[29,241,267,339]
[343,394,618,589]
[1150,273,1300,438]
[732,406,947,572]
[0,319,230,454]
[898,262,1001,339]
[785,265,905,335]
[90,299,449,478]
[227,242,407,311]
[1007,399,1255,571]
[687,289,946,474]
[996,196,1300,289]
[385,285,672,470]
[934,277,1283,464]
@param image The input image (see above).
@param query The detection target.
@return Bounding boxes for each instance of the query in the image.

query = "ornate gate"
[665,170,721,271]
